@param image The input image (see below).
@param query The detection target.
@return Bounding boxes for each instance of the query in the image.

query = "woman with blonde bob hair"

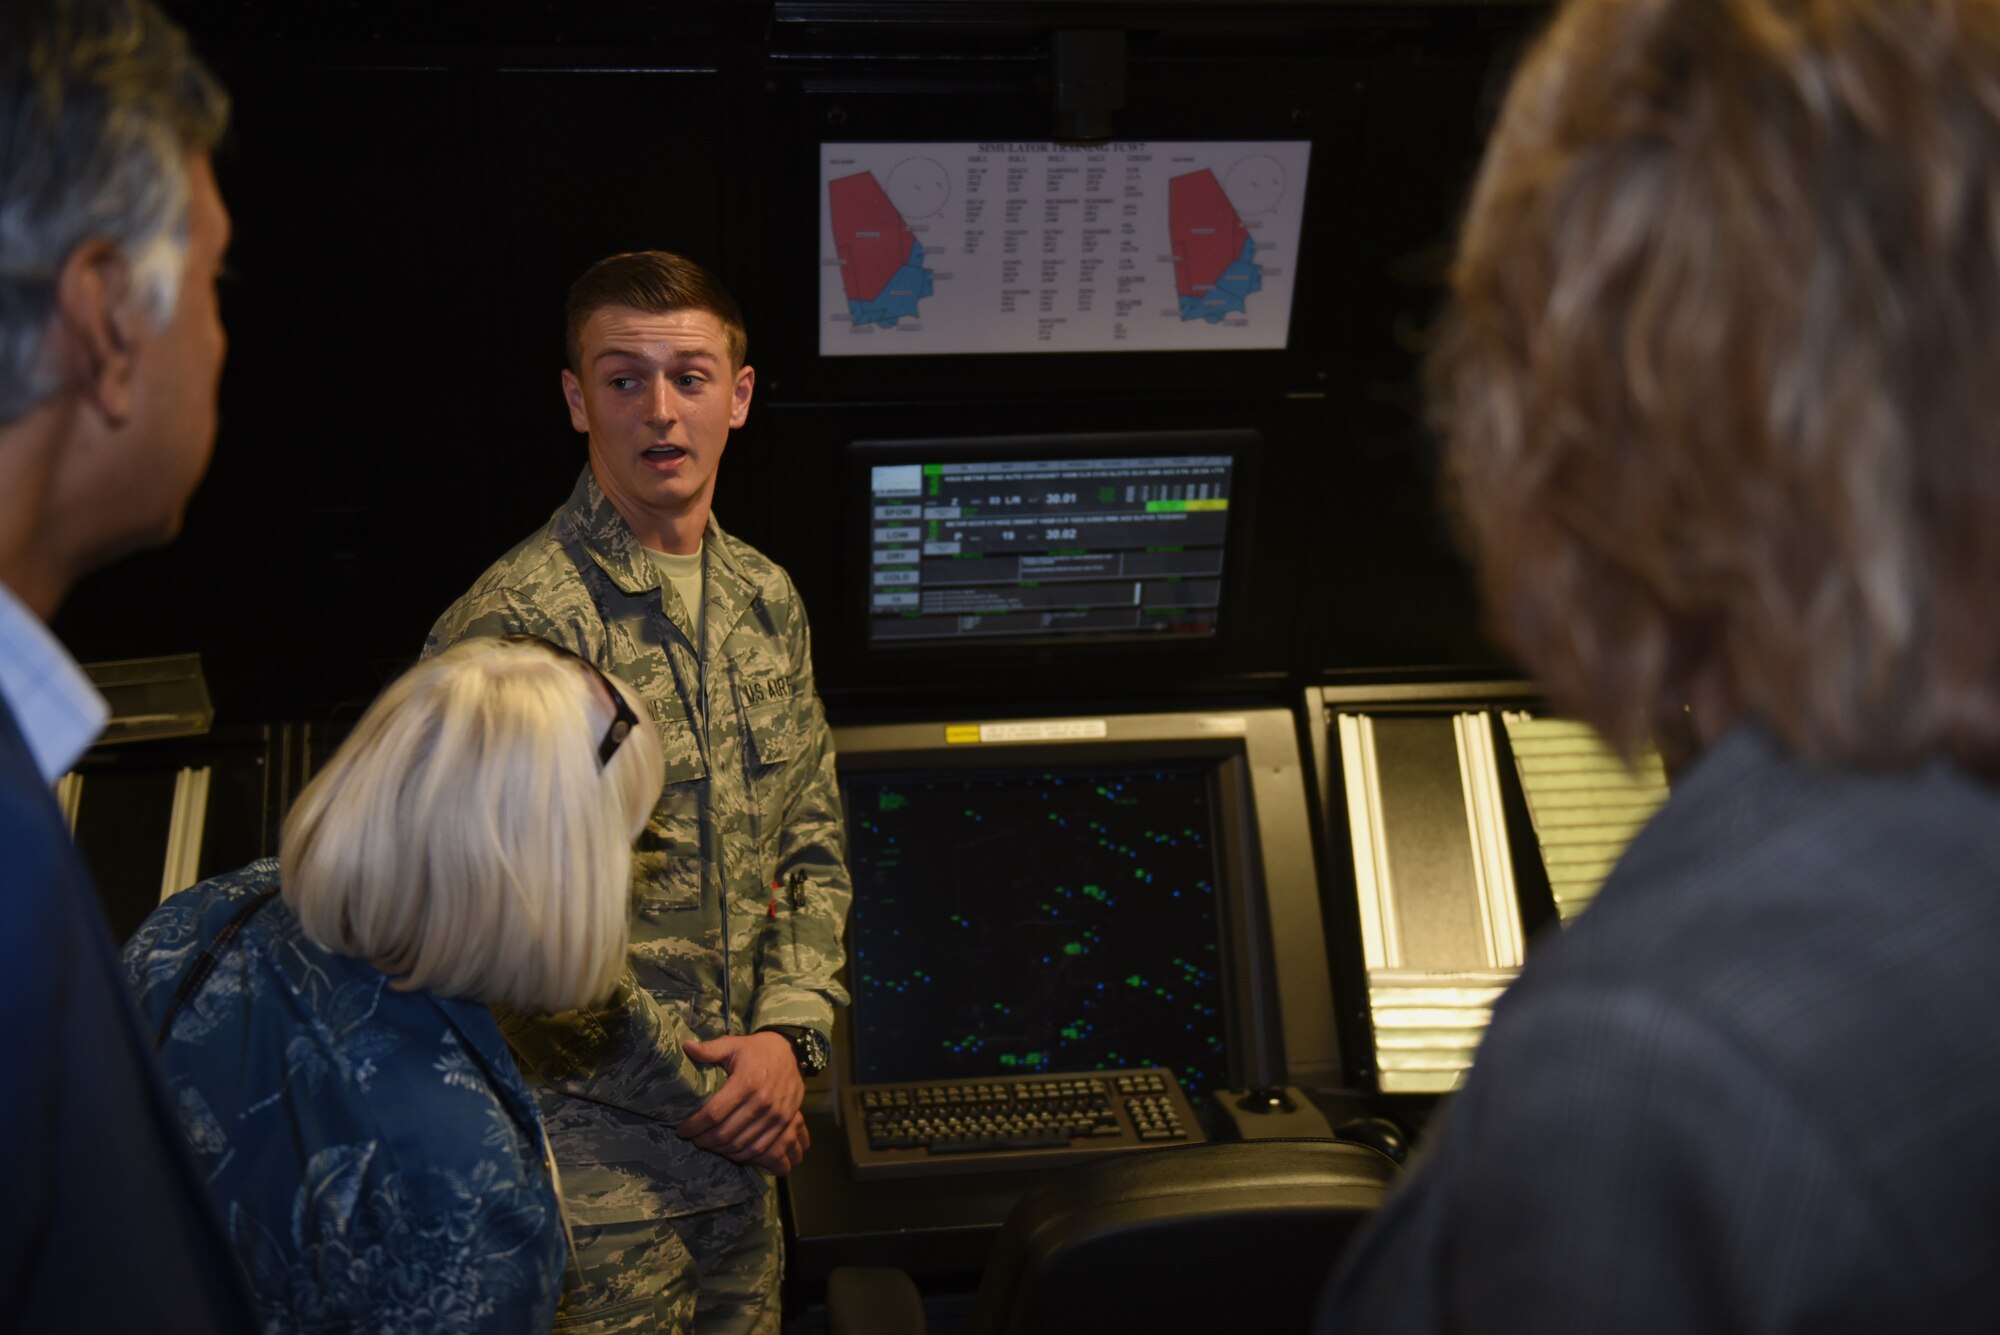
[124,637,663,1335]
[1322,0,2000,1332]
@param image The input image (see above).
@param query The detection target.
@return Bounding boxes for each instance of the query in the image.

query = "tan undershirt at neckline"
[644,544,704,650]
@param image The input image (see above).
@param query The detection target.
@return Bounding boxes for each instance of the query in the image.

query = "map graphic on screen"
[1169,169,1260,324]
[819,140,1311,355]
[828,170,936,329]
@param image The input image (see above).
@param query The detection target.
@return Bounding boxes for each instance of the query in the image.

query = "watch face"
[773,1026,830,1075]
[799,1030,831,1076]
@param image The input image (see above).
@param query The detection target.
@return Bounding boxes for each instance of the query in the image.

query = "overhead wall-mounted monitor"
[856,430,1252,651]
[820,140,1311,356]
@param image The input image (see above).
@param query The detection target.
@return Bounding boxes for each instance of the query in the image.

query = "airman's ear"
[729,363,754,430]
[52,239,141,426]
[561,367,589,434]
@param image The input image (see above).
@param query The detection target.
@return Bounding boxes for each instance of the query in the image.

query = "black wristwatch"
[761,1025,832,1077]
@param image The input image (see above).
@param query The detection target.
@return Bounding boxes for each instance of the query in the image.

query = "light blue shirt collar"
[0,580,108,782]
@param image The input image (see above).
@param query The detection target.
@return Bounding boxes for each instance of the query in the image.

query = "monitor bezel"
[840,750,1249,1099]
[826,706,1339,1100]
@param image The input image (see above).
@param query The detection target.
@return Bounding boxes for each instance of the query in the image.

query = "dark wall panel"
[52,3,1537,726]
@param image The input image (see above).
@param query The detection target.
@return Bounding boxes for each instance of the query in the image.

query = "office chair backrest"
[967,1137,1398,1335]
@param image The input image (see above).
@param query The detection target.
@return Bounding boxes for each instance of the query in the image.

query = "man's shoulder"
[428,515,592,650]
[1539,735,2000,983]
[0,780,81,982]
[460,515,581,603]
[1483,741,2000,1166]
[0,702,85,907]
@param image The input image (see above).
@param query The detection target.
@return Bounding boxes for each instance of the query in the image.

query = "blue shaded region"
[847,241,933,329]
[1177,236,1262,324]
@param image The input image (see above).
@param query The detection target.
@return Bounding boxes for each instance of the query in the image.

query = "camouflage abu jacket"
[426,467,851,1223]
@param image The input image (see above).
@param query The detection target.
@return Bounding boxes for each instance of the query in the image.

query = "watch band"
[761,1024,832,1077]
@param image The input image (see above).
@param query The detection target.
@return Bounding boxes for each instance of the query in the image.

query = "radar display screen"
[867,454,1233,647]
[843,763,1232,1102]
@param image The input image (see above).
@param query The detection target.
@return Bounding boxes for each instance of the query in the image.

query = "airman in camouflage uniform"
[426,252,849,1335]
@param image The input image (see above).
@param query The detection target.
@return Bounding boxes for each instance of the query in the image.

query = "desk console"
[843,1067,1204,1181]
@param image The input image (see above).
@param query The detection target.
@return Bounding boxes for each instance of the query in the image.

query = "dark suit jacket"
[0,702,255,1332]
[1320,725,2000,1334]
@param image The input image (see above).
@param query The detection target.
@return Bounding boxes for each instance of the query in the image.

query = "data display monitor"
[856,430,1253,651]
[831,708,1345,1101]
[845,762,1231,1098]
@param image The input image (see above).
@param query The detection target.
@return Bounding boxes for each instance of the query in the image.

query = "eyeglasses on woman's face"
[501,635,641,768]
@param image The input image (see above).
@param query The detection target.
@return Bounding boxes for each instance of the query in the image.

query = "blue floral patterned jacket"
[122,859,567,1334]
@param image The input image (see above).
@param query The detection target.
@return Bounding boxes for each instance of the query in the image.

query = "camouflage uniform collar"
[702,519,762,642]
[558,467,763,622]
[554,469,655,595]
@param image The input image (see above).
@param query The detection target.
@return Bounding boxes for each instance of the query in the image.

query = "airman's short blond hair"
[281,637,664,1012]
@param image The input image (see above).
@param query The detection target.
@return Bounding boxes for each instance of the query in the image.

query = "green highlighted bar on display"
[1144,499,1229,513]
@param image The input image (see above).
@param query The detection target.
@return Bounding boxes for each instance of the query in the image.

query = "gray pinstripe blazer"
[1320,724,2000,1334]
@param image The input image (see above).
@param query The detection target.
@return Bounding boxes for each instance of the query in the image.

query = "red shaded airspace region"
[829,173,917,303]
[1168,170,1251,298]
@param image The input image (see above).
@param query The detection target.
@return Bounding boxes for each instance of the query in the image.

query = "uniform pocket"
[647,698,708,784]
[743,698,799,769]
[631,703,704,917]
[630,841,700,914]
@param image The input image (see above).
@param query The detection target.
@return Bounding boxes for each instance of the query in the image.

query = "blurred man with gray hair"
[0,0,254,1327]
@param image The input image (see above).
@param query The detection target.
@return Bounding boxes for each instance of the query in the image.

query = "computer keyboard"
[842,1067,1205,1181]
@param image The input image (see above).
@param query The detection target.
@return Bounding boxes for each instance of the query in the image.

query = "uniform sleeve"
[496,971,724,1125]
[1319,983,1918,1335]
[749,589,852,1035]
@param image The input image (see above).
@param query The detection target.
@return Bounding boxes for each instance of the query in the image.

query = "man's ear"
[729,363,754,430]
[52,239,141,426]
[561,368,590,434]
